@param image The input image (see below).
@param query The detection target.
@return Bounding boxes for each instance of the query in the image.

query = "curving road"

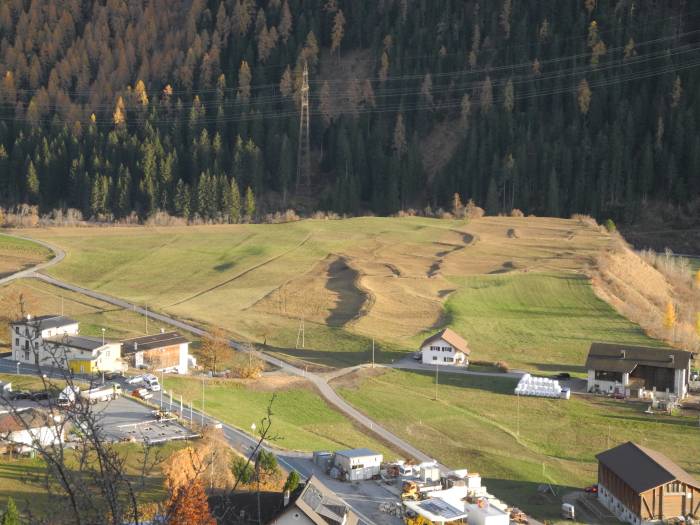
[0,232,439,467]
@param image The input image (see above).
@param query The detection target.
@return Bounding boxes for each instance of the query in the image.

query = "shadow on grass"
[485,477,580,521]
[325,257,368,328]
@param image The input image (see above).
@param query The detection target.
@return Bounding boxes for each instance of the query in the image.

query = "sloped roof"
[121,332,189,354]
[585,342,694,373]
[12,315,78,331]
[596,441,699,493]
[421,328,470,355]
[294,476,359,525]
[0,408,55,433]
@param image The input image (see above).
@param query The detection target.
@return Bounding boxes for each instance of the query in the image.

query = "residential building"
[333,448,383,481]
[585,342,696,399]
[0,408,64,454]
[420,328,470,366]
[10,315,79,364]
[596,441,700,524]
[43,335,125,374]
[121,331,190,374]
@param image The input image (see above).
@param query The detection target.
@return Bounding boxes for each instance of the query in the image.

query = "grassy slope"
[162,375,393,456]
[445,273,661,374]
[337,369,700,519]
[0,233,51,277]
[21,217,660,371]
[0,279,197,348]
[0,441,185,518]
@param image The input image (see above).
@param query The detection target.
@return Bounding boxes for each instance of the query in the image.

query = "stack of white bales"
[514,374,564,398]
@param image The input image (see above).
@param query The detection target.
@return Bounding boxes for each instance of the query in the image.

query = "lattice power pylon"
[296,60,311,195]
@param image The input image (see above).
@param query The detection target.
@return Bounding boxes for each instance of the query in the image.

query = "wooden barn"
[596,442,700,525]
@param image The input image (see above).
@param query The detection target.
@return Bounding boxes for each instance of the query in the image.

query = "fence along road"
[0,232,440,468]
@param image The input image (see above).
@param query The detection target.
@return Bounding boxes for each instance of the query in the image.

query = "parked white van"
[143,374,161,392]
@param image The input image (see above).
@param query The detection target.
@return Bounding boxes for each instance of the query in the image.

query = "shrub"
[510,208,524,217]
[465,199,485,219]
[604,218,617,233]
[496,360,510,372]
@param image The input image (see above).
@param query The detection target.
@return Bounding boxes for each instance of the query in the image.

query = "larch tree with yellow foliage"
[113,96,126,126]
[663,301,676,329]
[695,269,700,289]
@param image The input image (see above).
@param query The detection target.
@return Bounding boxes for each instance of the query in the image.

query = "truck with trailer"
[80,385,122,404]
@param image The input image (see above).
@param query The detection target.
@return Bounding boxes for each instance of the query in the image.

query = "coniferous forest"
[0,0,698,222]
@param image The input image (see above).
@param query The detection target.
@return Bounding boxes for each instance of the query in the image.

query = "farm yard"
[335,368,700,519]
[18,216,661,371]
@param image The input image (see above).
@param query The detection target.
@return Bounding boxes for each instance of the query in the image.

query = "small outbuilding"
[596,441,700,524]
[420,328,470,367]
[585,342,696,399]
[0,408,64,454]
[333,448,383,481]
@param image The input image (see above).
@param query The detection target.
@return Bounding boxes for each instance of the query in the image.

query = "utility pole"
[145,305,148,335]
[295,60,311,196]
[201,377,205,427]
[372,338,375,369]
[517,392,520,437]
[435,360,440,400]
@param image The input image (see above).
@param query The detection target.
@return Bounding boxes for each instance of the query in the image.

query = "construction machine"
[401,481,420,501]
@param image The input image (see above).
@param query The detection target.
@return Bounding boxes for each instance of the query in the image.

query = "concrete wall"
[586,370,628,393]
[334,453,382,481]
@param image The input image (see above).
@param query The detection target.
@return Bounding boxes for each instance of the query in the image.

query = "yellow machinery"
[401,481,420,501]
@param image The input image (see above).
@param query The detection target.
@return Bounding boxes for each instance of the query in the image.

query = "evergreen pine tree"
[2,497,20,525]
[245,186,255,221]
[230,177,241,223]
[26,160,40,204]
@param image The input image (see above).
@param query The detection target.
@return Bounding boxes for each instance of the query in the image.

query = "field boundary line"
[168,232,313,307]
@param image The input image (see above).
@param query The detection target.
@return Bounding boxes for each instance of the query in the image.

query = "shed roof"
[596,441,699,494]
[12,315,78,331]
[334,448,382,459]
[421,328,470,355]
[585,342,694,373]
[294,476,358,525]
[0,408,54,433]
[121,332,189,354]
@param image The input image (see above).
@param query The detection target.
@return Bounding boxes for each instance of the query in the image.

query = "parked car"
[30,391,50,401]
[12,391,32,400]
[554,372,571,380]
[143,374,161,392]
[104,371,123,381]
[132,388,153,400]
[584,485,598,494]
[412,352,422,361]
[126,375,145,385]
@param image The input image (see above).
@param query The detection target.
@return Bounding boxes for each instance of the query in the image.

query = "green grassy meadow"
[0,233,51,277]
[337,368,700,519]
[162,375,394,456]
[0,441,185,519]
[444,273,662,374]
[18,216,656,372]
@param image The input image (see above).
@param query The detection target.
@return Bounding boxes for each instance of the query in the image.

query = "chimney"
[669,354,674,365]
[283,489,291,507]
[620,350,626,359]
[134,342,138,351]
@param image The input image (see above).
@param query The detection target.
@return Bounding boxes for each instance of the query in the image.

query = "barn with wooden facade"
[121,331,190,374]
[596,442,699,525]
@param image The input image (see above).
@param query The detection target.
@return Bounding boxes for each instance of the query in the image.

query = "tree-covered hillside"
[0,0,698,222]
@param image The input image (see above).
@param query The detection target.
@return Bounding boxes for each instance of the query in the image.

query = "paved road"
[391,357,526,379]
[0,232,66,285]
[0,233,440,468]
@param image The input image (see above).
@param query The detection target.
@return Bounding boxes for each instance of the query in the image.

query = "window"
[666,482,683,494]
[430,345,440,352]
[14,327,19,334]
[432,356,438,361]
[15,338,19,347]
[24,341,29,350]
[444,357,454,363]
[23,350,29,360]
